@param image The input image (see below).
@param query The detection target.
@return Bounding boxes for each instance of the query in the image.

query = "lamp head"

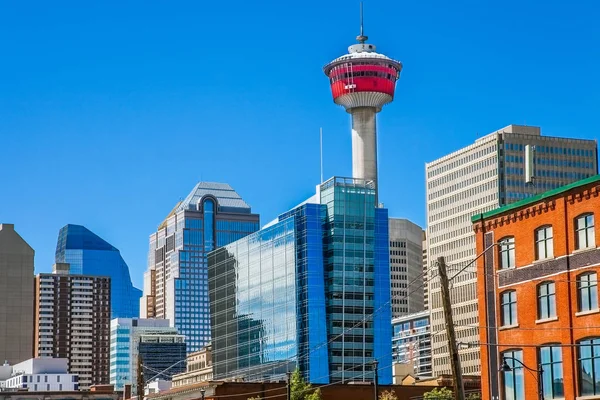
[500,359,512,372]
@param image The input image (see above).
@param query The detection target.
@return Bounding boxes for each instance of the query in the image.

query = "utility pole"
[137,354,145,400]
[437,256,465,400]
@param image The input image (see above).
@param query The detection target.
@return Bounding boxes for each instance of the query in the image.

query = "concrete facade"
[171,347,212,388]
[388,218,424,317]
[0,223,34,365]
[474,175,600,400]
[425,125,598,376]
[0,358,78,392]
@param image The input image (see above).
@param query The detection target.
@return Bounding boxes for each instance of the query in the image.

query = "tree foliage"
[466,393,481,400]
[290,369,321,400]
[378,390,398,400]
[423,387,453,400]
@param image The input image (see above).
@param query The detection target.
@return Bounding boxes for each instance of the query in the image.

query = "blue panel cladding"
[285,204,329,383]
[373,208,392,384]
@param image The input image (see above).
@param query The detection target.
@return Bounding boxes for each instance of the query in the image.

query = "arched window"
[537,281,556,320]
[501,349,524,400]
[578,337,600,396]
[535,225,554,260]
[499,237,516,269]
[575,213,595,250]
[538,344,564,399]
[500,290,518,327]
[577,272,598,312]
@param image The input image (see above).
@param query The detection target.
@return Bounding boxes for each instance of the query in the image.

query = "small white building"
[0,358,79,391]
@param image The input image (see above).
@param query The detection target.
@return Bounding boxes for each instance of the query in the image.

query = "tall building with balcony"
[110,318,186,394]
[55,224,142,318]
[171,346,213,388]
[208,177,392,384]
[141,182,259,352]
[474,175,600,400]
[388,218,424,317]
[0,223,34,365]
[426,124,598,376]
[392,311,432,379]
[34,263,111,389]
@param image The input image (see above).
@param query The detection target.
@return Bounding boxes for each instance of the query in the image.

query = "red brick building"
[473,175,600,400]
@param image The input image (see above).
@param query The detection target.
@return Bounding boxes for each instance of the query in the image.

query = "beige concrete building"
[0,223,34,365]
[171,346,212,388]
[388,218,424,317]
[425,124,598,376]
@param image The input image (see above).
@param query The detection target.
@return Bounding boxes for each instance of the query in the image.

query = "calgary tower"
[323,4,402,202]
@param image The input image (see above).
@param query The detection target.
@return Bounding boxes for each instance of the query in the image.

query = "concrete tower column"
[351,106,378,190]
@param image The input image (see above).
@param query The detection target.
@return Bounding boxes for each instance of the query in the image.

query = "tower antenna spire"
[357,2,368,44]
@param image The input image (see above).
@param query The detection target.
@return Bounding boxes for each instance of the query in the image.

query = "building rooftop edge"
[471,174,600,223]
[391,310,430,324]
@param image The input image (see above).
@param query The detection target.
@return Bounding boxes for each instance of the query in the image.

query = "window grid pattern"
[577,272,598,312]
[578,338,600,396]
[539,345,564,399]
[576,214,595,250]
[501,291,517,327]
[535,226,554,260]
[499,237,516,269]
[537,282,556,320]
[502,349,524,400]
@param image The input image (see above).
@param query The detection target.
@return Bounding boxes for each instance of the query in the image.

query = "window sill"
[575,309,600,317]
[576,396,600,400]
[573,247,598,255]
[535,316,558,324]
[498,324,519,331]
[533,257,555,264]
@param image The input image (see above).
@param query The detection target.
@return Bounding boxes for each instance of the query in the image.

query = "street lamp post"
[200,388,206,400]
[500,357,544,400]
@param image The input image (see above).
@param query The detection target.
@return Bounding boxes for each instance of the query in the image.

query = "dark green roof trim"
[471,174,600,223]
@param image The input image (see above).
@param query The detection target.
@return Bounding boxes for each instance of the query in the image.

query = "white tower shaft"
[351,106,378,197]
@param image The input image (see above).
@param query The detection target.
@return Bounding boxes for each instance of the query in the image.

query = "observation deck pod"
[323,42,403,113]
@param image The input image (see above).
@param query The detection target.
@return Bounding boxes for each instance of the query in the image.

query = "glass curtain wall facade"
[55,224,142,318]
[141,182,259,352]
[208,177,392,384]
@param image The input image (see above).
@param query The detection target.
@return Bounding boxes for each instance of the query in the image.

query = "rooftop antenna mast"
[357,2,368,44]
[320,127,324,183]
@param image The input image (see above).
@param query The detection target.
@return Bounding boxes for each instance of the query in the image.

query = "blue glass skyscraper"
[141,182,260,353]
[55,224,142,318]
[208,177,392,384]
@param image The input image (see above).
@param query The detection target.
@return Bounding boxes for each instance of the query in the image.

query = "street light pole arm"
[503,356,543,373]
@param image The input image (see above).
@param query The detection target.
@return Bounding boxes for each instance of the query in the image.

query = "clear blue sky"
[1,0,599,288]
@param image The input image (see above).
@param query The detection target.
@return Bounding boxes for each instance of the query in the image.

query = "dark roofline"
[471,174,600,223]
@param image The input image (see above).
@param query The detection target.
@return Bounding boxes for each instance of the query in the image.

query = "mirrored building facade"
[141,182,259,352]
[55,224,142,318]
[208,177,392,384]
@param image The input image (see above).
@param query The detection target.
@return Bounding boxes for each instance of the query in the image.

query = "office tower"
[110,318,186,393]
[426,124,598,376]
[422,232,428,311]
[141,182,259,352]
[388,218,424,317]
[323,7,402,203]
[474,175,600,400]
[392,311,432,378]
[208,177,392,384]
[34,263,111,389]
[0,358,79,392]
[0,223,34,365]
[55,224,142,318]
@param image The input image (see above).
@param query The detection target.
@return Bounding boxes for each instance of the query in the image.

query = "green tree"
[290,369,321,400]
[423,387,453,400]
[378,390,398,400]
[466,393,481,400]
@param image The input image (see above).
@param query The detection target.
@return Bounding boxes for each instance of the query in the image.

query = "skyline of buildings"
[55,224,142,319]
[34,263,111,389]
[425,124,598,376]
[140,182,260,352]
